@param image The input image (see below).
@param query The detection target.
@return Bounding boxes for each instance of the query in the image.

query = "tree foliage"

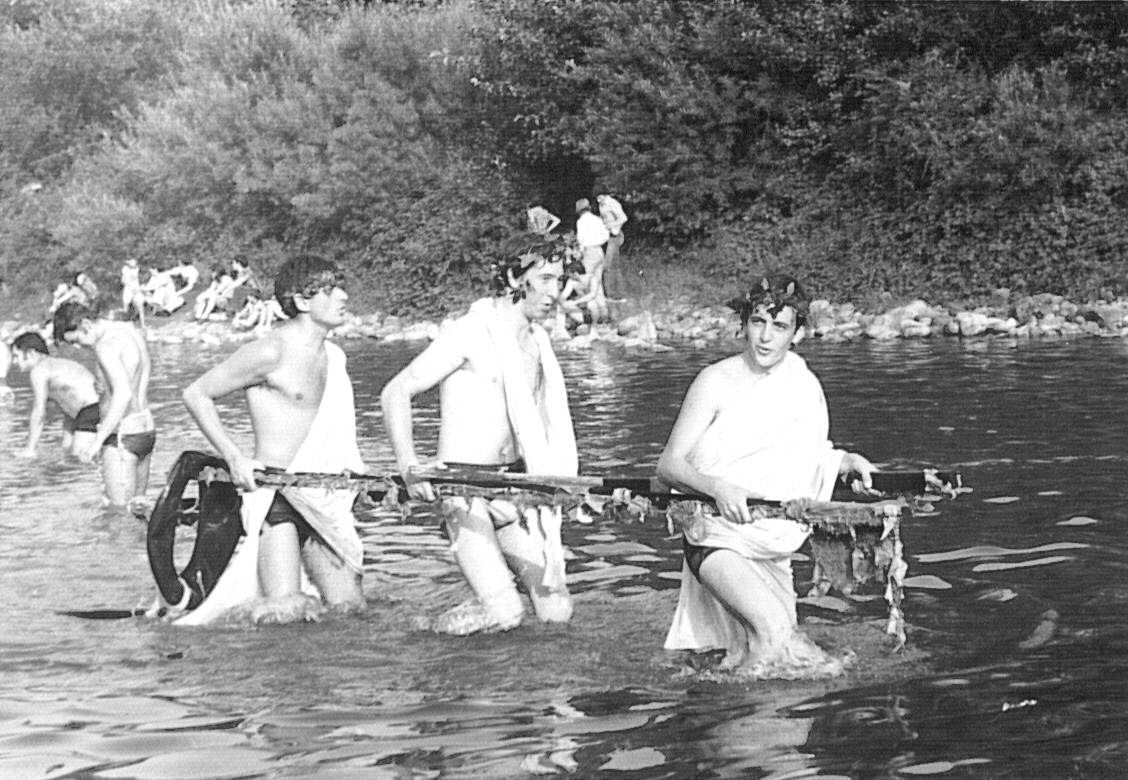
[4,0,1128,310]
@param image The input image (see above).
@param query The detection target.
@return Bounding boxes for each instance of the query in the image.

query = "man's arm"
[182,339,280,490]
[380,330,468,500]
[657,367,760,524]
[17,365,49,457]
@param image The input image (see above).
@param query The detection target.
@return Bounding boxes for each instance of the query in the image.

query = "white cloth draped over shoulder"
[175,342,364,626]
[664,351,845,668]
[453,299,578,593]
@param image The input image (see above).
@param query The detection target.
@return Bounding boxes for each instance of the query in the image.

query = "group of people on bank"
[5,229,874,674]
[526,192,628,331]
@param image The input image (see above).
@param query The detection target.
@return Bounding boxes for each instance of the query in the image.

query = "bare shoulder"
[230,330,285,368]
[697,354,743,385]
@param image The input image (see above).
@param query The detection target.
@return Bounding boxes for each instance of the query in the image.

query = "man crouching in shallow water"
[180,255,366,624]
[658,273,875,677]
[381,235,579,635]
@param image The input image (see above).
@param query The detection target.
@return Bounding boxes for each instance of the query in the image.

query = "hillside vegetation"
[3,0,1128,315]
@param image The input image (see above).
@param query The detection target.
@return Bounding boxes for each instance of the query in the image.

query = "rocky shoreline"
[4,292,1127,351]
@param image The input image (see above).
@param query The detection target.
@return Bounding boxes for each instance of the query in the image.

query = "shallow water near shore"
[3,336,1128,777]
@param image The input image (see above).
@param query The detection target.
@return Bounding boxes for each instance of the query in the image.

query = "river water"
[2,335,1128,778]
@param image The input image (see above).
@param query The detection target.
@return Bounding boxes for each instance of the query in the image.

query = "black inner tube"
[147,451,244,610]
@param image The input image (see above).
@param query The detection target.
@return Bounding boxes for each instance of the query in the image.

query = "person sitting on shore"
[555,253,607,334]
[49,272,99,314]
[381,234,578,635]
[178,255,367,624]
[52,301,155,510]
[10,332,100,458]
[144,266,186,316]
[231,289,286,332]
[193,266,237,321]
[657,273,875,677]
[169,258,199,297]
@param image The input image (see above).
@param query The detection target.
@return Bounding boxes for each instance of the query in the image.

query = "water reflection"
[3,336,1128,775]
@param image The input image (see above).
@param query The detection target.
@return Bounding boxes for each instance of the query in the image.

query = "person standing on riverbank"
[120,258,146,328]
[596,192,627,299]
[657,273,875,676]
[526,203,561,236]
[178,255,366,624]
[10,331,100,458]
[380,234,578,635]
[52,301,154,510]
[574,199,610,322]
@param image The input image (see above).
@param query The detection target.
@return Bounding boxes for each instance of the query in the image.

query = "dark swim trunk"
[64,403,101,434]
[683,536,722,581]
[103,429,157,459]
[263,492,316,545]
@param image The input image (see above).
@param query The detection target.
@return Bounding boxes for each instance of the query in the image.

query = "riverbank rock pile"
[4,293,1128,351]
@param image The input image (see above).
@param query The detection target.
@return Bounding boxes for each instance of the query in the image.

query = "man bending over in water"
[52,302,154,509]
[179,255,365,624]
[381,235,579,634]
[658,274,875,677]
[10,332,100,458]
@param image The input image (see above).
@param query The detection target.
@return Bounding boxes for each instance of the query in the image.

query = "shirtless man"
[381,234,578,633]
[181,255,364,619]
[658,274,874,674]
[10,332,100,457]
[52,301,155,508]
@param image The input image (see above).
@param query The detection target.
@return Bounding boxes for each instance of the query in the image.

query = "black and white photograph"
[1,1,1126,777]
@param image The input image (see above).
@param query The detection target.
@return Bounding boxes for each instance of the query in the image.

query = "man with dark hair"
[657,274,875,676]
[273,254,346,318]
[52,301,154,509]
[10,331,100,458]
[179,255,365,624]
[381,234,578,635]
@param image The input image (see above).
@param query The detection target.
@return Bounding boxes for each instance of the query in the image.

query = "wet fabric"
[65,402,100,433]
[174,342,364,626]
[104,430,156,459]
[664,351,845,673]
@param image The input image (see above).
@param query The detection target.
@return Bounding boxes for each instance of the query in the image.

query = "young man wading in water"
[381,235,578,634]
[658,274,875,677]
[52,302,155,511]
[179,256,366,624]
[10,332,101,458]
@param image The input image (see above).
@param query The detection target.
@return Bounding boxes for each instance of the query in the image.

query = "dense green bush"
[5,0,1128,314]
